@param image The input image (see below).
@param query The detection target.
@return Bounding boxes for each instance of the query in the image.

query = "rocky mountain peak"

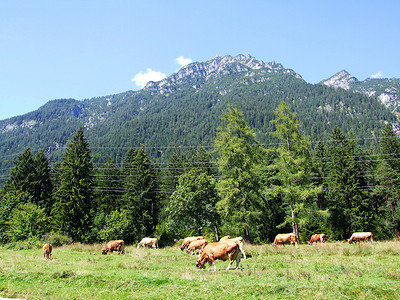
[321,70,358,90]
[144,54,303,93]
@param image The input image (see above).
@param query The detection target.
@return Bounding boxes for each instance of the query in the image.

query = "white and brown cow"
[220,236,246,259]
[308,233,326,245]
[348,232,373,244]
[272,233,297,247]
[137,237,158,249]
[186,239,208,255]
[180,236,204,251]
[196,242,240,272]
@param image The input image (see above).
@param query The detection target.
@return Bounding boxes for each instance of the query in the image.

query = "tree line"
[0,101,399,245]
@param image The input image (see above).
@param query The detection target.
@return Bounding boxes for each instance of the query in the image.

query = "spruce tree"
[326,126,371,239]
[122,145,159,242]
[52,127,94,242]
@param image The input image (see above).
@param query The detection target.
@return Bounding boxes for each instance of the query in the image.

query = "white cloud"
[370,71,383,79]
[132,68,166,88]
[176,56,192,69]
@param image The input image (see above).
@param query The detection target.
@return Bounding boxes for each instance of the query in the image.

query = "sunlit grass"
[0,241,399,299]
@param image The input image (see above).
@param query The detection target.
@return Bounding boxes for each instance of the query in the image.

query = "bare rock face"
[321,70,357,90]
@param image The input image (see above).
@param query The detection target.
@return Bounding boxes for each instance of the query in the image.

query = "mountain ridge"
[0,54,398,185]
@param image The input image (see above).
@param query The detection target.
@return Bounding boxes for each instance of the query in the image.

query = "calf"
[43,243,52,259]
[102,240,125,255]
[348,232,373,244]
[220,236,246,259]
[308,233,326,245]
[272,233,297,247]
[196,242,240,272]
[180,236,203,251]
[186,239,208,255]
[137,237,158,249]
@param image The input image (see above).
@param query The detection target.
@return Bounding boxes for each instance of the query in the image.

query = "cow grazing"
[348,232,373,244]
[196,242,240,272]
[137,237,158,249]
[272,233,297,247]
[220,236,246,259]
[180,236,204,251]
[43,243,52,259]
[102,240,125,255]
[186,239,208,255]
[308,233,326,245]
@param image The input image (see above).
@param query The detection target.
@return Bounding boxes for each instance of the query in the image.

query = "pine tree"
[3,148,53,215]
[122,145,159,242]
[214,104,262,241]
[52,127,94,242]
[326,126,371,239]
[33,150,53,215]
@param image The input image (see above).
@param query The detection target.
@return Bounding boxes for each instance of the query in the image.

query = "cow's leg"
[226,260,233,271]
[240,248,246,260]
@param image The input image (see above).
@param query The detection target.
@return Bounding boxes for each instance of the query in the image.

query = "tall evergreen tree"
[326,126,371,239]
[3,148,53,214]
[52,127,94,242]
[3,148,36,197]
[372,124,400,239]
[122,145,159,242]
[264,101,319,243]
[214,104,262,241]
[33,150,53,215]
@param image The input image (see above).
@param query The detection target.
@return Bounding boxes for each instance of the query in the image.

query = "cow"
[220,236,247,259]
[195,242,240,272]
[180,236,204,251]
[348,232,373,244]
[308,233,326,245]
[102,240,125,255]
[186,239,208,255]
[272,233,297,247]
[43,243,52,259]
[137,237,158,249]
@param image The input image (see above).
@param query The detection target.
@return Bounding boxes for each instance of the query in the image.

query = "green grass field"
[0,241,399,299]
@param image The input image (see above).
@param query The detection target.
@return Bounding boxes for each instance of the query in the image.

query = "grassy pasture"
[0,241,399,299]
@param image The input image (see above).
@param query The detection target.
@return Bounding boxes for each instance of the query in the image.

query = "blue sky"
[1,0,399,120]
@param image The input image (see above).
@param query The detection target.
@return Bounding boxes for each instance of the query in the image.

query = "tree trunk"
[214,225,220,242]
[389,201,399,240]
[291,198,300,244]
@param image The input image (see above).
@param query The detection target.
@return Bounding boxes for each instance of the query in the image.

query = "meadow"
[0,241,399,299]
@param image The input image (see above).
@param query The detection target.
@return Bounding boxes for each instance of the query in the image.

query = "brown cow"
[308,233,326,245]
[220,236,246,259]
[43,243,52,259]
[272,233,297,247]
[180,236,203,251]
[137,237,158,249]
[186,239,208,255]
[102,240,125,255]
[348,232,373,244]
[196,242,240,271]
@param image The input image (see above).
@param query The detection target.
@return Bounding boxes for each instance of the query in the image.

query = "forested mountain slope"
[0,54,397,184]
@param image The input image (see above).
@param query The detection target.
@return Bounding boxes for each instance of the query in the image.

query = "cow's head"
[102,248,108,255]
[195,258,206,270]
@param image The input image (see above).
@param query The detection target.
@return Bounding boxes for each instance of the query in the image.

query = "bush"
[41,232,73,247]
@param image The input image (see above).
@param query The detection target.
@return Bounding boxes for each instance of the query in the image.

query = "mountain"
[321,70,400,115]
[0,54,398,184]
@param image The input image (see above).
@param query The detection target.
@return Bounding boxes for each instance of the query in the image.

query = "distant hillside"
[321,70,400,118]
[0,54,397,184]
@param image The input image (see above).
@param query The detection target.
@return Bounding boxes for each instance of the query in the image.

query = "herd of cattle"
[41,231,374,271]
